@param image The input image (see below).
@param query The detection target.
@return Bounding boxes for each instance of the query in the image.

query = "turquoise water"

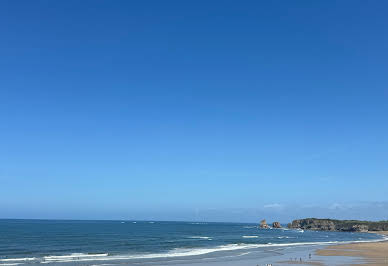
[0,219,384,265]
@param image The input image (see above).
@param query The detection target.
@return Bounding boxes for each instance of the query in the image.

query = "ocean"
[0,219,385,265]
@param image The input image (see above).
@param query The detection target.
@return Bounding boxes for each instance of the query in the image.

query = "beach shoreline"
[315,231,388,265]
[1,220,386,266]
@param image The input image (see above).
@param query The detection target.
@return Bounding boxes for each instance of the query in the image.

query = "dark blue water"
[0,219,384,265]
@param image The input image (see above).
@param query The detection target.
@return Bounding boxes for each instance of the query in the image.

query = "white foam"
[188,236,212,240]
[242,235,259,238]
[0,258,37,262]
[38,253,109,263]
[43,253,108,260]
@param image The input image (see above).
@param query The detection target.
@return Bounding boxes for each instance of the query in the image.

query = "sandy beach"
[315,231,388,265]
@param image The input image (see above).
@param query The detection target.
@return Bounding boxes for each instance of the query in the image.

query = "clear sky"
[1,0,387,222]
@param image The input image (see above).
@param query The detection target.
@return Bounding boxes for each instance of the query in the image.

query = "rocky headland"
[288,218,388,232]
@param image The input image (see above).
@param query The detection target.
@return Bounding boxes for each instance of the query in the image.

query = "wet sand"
[316,231,388,265]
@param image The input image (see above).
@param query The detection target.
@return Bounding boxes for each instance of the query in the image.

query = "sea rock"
[260,219,270,229]
[272,222,282,228]
[351,224,369,232]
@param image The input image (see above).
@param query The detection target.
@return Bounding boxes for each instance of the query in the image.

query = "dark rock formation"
[288,218,388,232]
[272,222,282,228]
[260,219,270,229]
[351,224,369,233]
[288,218,336,231]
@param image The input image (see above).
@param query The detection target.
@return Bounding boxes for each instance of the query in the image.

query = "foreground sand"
[316,231,388,265]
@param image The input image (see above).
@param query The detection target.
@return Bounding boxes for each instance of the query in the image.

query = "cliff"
[288,218,388,232]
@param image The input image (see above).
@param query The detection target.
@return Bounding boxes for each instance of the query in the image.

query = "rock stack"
[272,222,282,228]
[259,219,270,229]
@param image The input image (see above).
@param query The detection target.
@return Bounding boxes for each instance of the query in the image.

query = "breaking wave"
[188,236,212,240]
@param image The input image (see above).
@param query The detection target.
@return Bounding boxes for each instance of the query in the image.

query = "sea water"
[0,219,385,265]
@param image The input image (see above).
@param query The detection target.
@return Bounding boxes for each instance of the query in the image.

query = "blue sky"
[1,1,387,221]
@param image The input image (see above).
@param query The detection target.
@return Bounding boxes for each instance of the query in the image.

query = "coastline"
[1,219,386,266]
[315,231,388,265]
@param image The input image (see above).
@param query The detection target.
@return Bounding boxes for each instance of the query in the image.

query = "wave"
[1,238,386,263]
[0,254,109,264]
[242,235,259,238]
[0,258,37,262]
[188,236,212,240]
[44,253,108,260]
